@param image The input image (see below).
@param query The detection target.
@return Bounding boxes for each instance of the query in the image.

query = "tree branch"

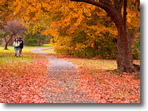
[123,0,127,30]
[70,0,123,28]
[113,0,123,13]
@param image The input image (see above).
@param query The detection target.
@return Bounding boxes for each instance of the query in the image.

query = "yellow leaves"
[13,4,21,15]
[75,43,85,50]
[82,4,95,17]
[42,28,58,37]
[13,0,53,22]
[13,0,20,6]
[0,0,15,21]
[91,43,94,48]
[74,15,84,26]
[25,22,42,35]
[23,16,30,21]
[33,10,42,21]
[127,9,135,23]
[63,36,72,42]
[0,0,4,4]
[127,8,140,29]
[96,11,106,17]
[42,29,49,35]
[50,22,57,28]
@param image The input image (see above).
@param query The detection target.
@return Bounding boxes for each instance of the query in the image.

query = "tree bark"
[4,42,8,50]
[4,34,14,50]
[4,35,8,50]
[116,0,136,72]
[117,25,135,72]
[105,8,135,72]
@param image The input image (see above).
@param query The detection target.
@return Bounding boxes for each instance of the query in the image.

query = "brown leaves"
[0,52,48,103]
[69,58,140,103]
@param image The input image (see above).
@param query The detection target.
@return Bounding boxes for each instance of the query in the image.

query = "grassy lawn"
[0,46,41,65]
[69,59,117,70]
[0,46,41,52]
[0,45,53,64]
[41,48,56,54]
[42,44,53,47]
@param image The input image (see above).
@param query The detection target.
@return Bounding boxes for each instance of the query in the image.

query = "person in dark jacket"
[18,37,24,57]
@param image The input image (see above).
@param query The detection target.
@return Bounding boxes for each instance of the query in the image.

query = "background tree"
[1,20,26,50]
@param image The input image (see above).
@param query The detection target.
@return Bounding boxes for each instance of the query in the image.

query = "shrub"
[132,40,140,59]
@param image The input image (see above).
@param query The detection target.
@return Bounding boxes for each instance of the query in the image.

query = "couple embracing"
[13,37,24,57]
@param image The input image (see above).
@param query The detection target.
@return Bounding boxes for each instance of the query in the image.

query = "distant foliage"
[24,33,47,46]
[54,31,118,59]
[132,40,140,59]
[23,20,51,46]
[24,35,39,46]
[0,38,2,45]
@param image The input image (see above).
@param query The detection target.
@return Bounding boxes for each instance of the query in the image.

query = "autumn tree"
[1,20,26,50]
[0,0,21,48]
[68,0,140,73]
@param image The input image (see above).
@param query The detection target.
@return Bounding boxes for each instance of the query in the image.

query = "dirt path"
[31,47,95,103]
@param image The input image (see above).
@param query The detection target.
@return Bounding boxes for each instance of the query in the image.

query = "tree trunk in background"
[38,36,41,46]
[4,35,14,50]
[4,35,8,50]
[4,42,8,50]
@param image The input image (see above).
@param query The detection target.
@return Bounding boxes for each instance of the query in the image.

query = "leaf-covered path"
[31,47,95,103]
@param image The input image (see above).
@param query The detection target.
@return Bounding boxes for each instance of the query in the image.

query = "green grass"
[41,48,56,54]
[68,59,140,72]
[0,46,40,52]
[42,44,53,47]
[68,59,117,70]
[0,44,53,52]
[0,46,41,66]
[0,54,33,65]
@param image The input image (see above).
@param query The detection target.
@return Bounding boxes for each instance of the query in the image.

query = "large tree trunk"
[116,0,136,73]
[116,25,135,73]
[101,6,136,73]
